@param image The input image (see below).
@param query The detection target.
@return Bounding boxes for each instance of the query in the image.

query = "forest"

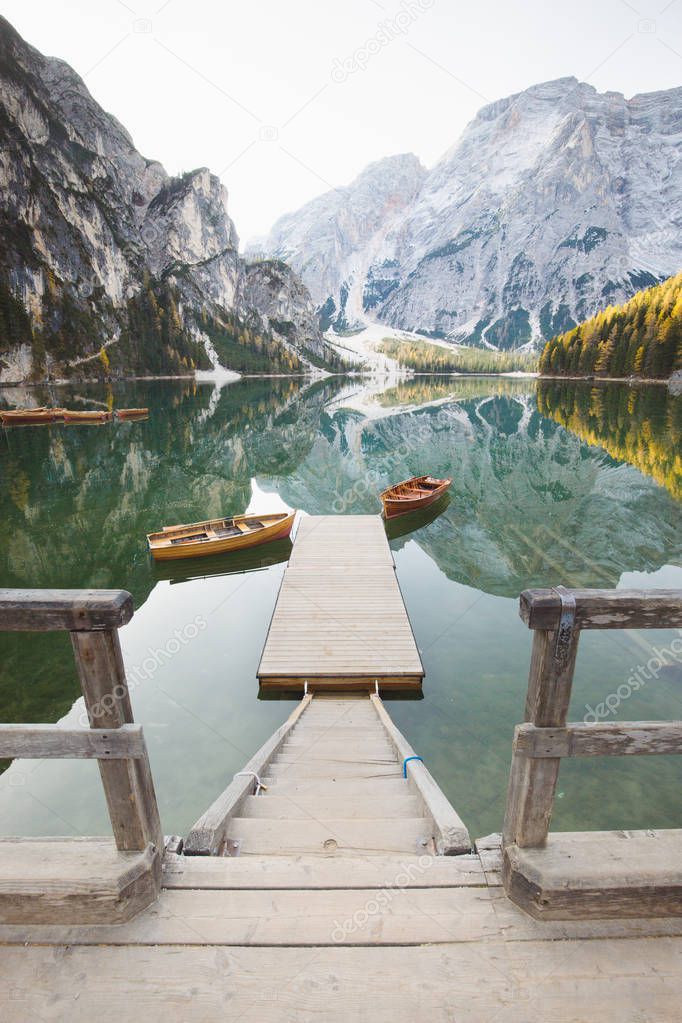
[378,337,538,374]
[540,272,682,379]
[537,379,682,500]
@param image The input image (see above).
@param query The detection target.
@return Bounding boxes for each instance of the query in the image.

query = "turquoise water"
[0,375,680,840]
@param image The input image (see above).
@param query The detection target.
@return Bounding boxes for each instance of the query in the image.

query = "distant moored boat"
[116,408,149,419]
[0,407,66,425]
[62,410,112,423]
[380,475,452,519]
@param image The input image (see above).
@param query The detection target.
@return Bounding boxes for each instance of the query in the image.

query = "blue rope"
[403,755,423,778]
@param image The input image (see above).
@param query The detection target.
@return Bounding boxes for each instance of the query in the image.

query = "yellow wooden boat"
[147,511,297,561]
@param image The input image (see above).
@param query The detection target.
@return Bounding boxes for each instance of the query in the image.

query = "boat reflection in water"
[152,537,293,585]
[383,493,451,542]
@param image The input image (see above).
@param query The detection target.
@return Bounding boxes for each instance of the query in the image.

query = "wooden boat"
[62,409,112,423]
[383,493,450,541]
[0,407,66,425]
[380,475,452,519]
[116,408,149,419]
[147,511,296,561]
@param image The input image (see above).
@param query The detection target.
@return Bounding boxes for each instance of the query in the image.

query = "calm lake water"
[0,375,680,840]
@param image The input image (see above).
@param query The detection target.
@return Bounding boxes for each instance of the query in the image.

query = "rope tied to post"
[234,771,267,795]
[402,755,423,778]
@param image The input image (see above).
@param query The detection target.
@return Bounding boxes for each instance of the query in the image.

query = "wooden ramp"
[258,515,424,690]
[185,692,470,857]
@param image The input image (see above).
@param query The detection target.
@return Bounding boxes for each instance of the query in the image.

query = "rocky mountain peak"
[0,15,338,382]
[262,76,682,347]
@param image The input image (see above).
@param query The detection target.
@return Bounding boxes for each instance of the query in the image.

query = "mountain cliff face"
[261,78,682,349]
[254,154,427,333]
[0,16,336,382]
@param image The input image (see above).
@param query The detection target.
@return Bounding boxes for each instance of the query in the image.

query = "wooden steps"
[185,694,471,857]
[241,794,423,818]
[258,515,424,689]
[222,818,435,856]
[218,695,434,856]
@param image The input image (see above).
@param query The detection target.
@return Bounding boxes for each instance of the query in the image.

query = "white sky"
[4,0,682,243]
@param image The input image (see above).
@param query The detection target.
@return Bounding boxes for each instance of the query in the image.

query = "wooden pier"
[258,515,424,690]
[2,579,682,1019]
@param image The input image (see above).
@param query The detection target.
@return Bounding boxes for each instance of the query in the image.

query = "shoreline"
[537,373,673,386]
[0,370,676,389]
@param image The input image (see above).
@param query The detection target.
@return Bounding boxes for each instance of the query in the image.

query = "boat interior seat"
[213,525,243,537]
[170,532,209,545]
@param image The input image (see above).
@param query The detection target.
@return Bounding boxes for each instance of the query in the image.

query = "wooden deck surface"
[4,695,682,1019]
[258,516,424,689]
[4,840,682,1020]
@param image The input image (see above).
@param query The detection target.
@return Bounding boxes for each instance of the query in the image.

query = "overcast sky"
[4,0,682,243]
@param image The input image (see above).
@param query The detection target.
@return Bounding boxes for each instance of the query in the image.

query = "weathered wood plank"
[0,839,159,925]
[0,723,145,759]
[5,940,682,1022]
[71,630,163,854]
[184,695,313,855]
[370,694,470,854]
[0,588,133,631]
[238,793,424,819]
[5,885,682,946]
[162,851,485,888]
[520,587,682,630]
[515,721,682,758]
[221,817,434,856]
[503,628,579,849]
[504,829,682,919]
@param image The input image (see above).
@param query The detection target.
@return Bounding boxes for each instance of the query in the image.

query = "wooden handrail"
[520,587,682,630]
[0,724,146,759]
[504,587,682,850]
[0,588,162,856]
[514,721,682,758]
[0,588,133,631]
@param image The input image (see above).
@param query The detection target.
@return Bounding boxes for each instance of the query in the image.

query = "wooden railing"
[503,587,682,850]
[0,589,162,854]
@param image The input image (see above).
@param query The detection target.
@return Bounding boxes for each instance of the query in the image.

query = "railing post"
[503,626,580,848]
[71,628,163,853]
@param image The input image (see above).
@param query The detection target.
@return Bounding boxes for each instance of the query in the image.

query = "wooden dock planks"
[185,693,471,858]
[258,515,424,689]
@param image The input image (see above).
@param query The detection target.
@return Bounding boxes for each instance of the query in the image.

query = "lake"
[0,375,680,841]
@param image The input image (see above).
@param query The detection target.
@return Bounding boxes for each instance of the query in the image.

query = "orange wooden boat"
[0,407,66,425]
[116,408,149,419]
[147,511,296,561]
[380,475,452,519]
[62,409,112,423]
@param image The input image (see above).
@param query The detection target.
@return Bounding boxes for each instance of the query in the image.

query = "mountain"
[0,17,339,383]
[259,78,682,350]
[539,271,682,379]
[254,153,427,332]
